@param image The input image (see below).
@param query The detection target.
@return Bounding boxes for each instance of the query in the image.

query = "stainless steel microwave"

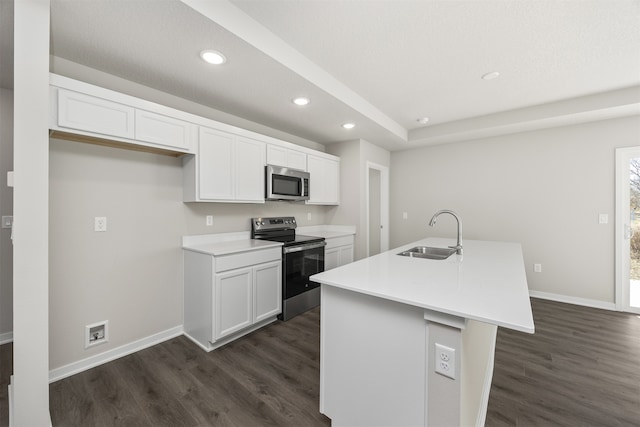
[265,165,310,201]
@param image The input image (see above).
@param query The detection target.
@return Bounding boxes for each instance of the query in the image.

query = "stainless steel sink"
[397,246,456,260]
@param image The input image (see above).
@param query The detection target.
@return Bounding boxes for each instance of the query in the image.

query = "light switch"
[598,214,608,224]
[402,212,408,220]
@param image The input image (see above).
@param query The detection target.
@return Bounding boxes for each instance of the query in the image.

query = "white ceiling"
[3,0,640,150]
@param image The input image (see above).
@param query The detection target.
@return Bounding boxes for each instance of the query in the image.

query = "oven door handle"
[283,241,326,254]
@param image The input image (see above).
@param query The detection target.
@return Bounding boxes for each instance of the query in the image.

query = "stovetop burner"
[251,216,324,247]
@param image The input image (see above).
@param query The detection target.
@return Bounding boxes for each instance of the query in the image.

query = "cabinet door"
[266,145,287,167]
[324,158,340,204]
[135,109,196,152]
[325,248,340,271]
[199,127,235,200]
[306,155,325,204]
[287,150,307,170]
[307,155,340,205]
[215,267,252,340]
[338,245,354,267]
[266,145,307,171]
[254,261,282,323]
[57,89,135,139]
[236,136,266,202]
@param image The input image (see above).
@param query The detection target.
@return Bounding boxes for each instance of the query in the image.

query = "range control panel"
[251,216,297,231]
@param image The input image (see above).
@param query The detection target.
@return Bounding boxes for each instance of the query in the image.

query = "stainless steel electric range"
[251,216,325,321]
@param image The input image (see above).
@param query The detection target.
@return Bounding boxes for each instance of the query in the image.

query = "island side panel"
[320,284,427,427]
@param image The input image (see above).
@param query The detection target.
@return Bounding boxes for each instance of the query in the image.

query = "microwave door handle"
[301,176,305,196]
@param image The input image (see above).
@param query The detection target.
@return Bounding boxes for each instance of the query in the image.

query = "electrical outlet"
[307,212,312,221]
[206,215,213,226]
[402,212,408,220]
[85,320,109,348]
[94,217,107,232]
[1,216,12,229]
[534,263,542,273]
[435,343,456,379]
[598,213,608,224]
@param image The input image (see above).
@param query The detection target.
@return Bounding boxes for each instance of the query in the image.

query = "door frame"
[365,162,389,257]
[615,146,640,314]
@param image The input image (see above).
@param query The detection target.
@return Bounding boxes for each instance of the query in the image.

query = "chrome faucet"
[428,210,463,255]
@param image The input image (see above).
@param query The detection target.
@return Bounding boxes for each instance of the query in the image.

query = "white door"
[615,147,640,314]
[366,162,389,257]
[368,168,381,256]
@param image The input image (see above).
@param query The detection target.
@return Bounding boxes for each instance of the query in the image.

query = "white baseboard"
[529,290,616,311]
[48,325,183,383]
[0,331,13,345]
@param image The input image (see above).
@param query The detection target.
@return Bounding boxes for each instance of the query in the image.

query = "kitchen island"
[311,237,534,427]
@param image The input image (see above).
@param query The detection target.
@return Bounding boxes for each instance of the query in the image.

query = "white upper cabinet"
[134,109,196,152]
[307,155,340,205]
[186,126,266,203]
[56,88,135,139]
[50,74,196,154]
[198,127,235,200]
[50,74,340,205]
[266,144,307,171]
[235,136,267,201]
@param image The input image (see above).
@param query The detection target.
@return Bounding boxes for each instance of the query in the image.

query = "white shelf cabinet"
[324,235,354,270]
[184,126,266,203]
[266,144,307,171]
[307,155,340,205]
[184,246,282,351]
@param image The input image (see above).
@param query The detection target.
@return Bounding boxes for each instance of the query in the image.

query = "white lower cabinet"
[215,260,281,339]
[215,267,253,339]
[324,235,355,270]
[183,247,282,351]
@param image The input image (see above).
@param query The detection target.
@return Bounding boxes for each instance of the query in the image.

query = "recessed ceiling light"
[200,50,226,65]
[481,71,500,80]
[292,97,310,106]
[416,117,430,125]
[342,123,355,130]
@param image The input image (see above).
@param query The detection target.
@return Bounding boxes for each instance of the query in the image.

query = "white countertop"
[182,225,354,257]
[297,225,356,239]
[183,238,282,256]
[311,237,535,333]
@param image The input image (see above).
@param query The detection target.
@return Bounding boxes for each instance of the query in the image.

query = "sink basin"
[397,246,456,260]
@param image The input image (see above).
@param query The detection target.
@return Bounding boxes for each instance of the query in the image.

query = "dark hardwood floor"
[486,298,640,426]
[2,299,640,426]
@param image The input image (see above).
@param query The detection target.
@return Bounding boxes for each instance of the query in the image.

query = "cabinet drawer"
[325,235,354,249]
[135,109,196,151]
[215,247,281,273]
[57,89,135,139]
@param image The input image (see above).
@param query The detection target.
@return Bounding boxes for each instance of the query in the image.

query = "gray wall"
[327,139,390,260]
[0,88,12,339]
[390,116,640,305]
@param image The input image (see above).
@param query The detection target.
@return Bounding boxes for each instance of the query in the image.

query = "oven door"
[283,242,325,299]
